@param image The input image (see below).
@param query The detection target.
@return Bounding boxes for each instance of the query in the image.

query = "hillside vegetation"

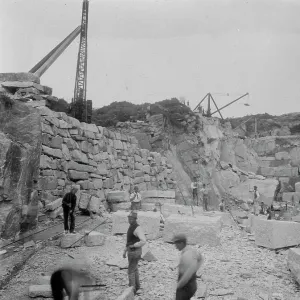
[92,98,192,127]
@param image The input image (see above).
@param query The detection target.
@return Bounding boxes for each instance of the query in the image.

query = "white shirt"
[130,192,141,203]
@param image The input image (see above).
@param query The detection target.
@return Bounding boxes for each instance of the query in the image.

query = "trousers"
[203,196,208,211]
[63,206,75,232]
[176,276,197,300]
[127,247,142,292]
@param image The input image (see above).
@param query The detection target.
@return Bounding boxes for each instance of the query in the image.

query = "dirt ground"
[0,213,300,300]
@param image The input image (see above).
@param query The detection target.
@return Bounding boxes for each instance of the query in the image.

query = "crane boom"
[211,93,249,115]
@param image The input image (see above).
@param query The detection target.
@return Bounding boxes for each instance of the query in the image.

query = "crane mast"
[72,0,92,123]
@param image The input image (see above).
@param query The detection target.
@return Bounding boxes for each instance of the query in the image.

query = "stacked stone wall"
[37,106,176,209]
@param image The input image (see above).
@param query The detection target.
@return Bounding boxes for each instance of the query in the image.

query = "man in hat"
[130,186,142,210]
[200,183,209,211]
[172,233,204,300]
[123,211,146,295]
[62,186,78,234]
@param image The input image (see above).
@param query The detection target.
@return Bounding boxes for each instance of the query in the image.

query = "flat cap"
[128,211,138,218]
[172,233,187,243]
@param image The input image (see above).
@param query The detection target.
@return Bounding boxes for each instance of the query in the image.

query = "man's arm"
[62,194,69,206]
[132,226,146,248]
[130,193,136,201]
[71,195,76,211]
[177,251,204,289]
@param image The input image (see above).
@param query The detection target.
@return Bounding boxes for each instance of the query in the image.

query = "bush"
[92,98,193,128]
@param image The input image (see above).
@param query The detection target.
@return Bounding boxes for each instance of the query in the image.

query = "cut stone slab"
[107,190,129,203]
[116,287,134,300]
[45,198,62,211]
[0,72,40,83]
[142,197,176,204]
[287,248,300,284]
[60,233,84,248]
[111,202,131,212]
[111,211,161,239]
[28,285,52,298]
[141,190,175,199]
[254,219,300,249]
[84,231,106,247]
[163,214,222,246]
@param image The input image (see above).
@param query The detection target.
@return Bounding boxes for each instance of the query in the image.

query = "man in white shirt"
[172,233,204,300]
[253,186,260,215]
[199,183,209,211]
[191,177,199,206]
[130,186,142,210]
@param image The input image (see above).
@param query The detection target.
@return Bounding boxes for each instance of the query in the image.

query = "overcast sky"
[1,0,300,118]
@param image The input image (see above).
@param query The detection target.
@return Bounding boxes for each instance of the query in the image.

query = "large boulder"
[163,214,222,246]
[111,211,161,240]
[254,219,300,249]
[0,96,41,238]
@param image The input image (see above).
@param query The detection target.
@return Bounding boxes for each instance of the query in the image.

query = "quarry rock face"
[163,214,222,246]
[0,96,41,238]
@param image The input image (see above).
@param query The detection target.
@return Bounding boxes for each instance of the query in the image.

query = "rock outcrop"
[0,94,41,238]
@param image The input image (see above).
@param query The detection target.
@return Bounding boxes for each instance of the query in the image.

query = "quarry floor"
[0,213,300,300]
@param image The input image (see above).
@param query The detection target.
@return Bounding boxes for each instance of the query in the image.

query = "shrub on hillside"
[92,98,193,128]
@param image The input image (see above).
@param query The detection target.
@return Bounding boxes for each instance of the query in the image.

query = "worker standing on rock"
[130,186,142,210]
[62,186,78,234]
[123,211,146,295]
[253,186,260,215]
[191,177,199,206]
[200,183,209,211]
[172,233,204,300]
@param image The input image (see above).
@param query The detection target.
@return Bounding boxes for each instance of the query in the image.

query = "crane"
[29,0,92,123]
[193,92,249,119]
[71,0,92,123]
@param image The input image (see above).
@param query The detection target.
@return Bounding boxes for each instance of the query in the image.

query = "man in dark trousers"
[173,233,204,300]
[123,211,146,295]
[62,186,78,234]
